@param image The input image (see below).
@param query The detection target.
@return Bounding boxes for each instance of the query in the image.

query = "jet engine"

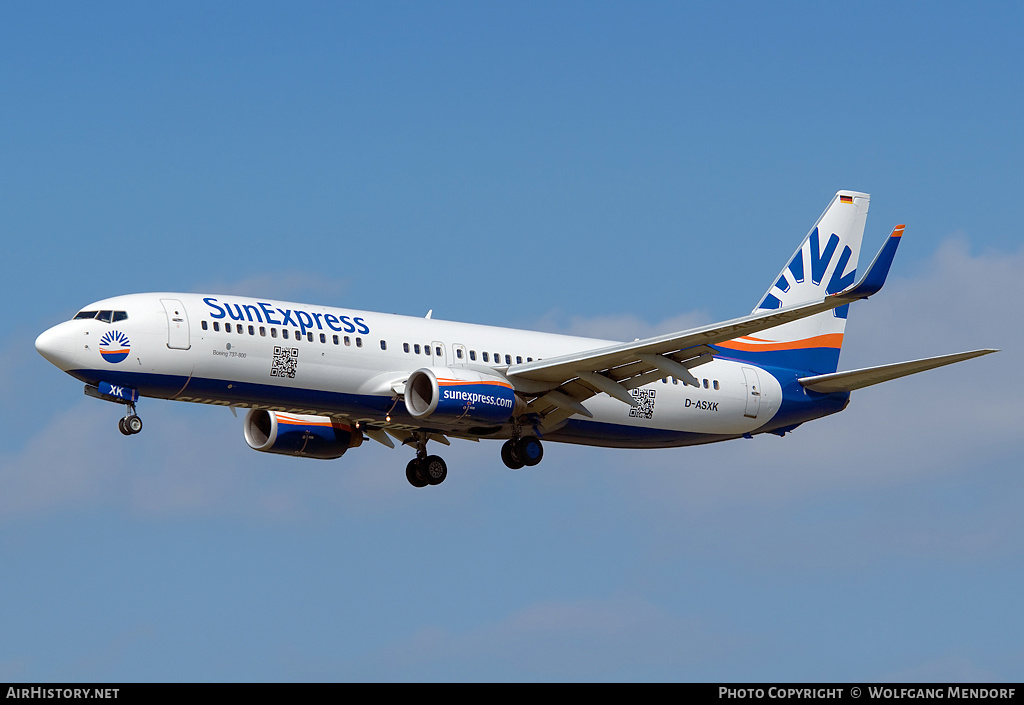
[243,409,363,459]
[404,367,520,425]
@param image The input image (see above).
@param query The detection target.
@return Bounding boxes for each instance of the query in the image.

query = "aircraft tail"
[716,190,872,375]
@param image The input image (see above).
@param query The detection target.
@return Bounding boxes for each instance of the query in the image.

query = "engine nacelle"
[243,410,363,459]
[404,367,518,425]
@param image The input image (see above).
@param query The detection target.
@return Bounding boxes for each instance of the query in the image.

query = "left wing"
[506,227,904,427]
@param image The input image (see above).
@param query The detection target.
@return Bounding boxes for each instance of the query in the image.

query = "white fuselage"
[37,292,788,448]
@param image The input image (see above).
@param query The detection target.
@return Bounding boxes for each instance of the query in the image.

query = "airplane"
[35,191,997,488]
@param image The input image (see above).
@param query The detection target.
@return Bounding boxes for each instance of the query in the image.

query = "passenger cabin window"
[380,340,387,351]
[320,333,327,343]
[456,349,464,359]
[249,325,255,335]
[344,336,351,346]
[414,344,421,354]
[213,322,221,332]
[482,352,489,362]
[404,343,410,353]
[282,329,289,339]
[356,337,363,348]
[333,335,339,345]
[505,354,511,365]
[271,328,277,338]
[713,380,720,390]
[225,323,232,333]
[201,321,208,330]
[470,350,477,361]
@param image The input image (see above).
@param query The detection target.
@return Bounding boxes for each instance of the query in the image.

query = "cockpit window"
[72,310,128,322]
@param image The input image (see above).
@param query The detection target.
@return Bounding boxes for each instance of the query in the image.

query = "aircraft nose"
[35,324,75,370]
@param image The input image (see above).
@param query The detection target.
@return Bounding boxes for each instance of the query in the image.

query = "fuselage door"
[160,298,191,350]
[742,366,761,419]
[431,341,447,367]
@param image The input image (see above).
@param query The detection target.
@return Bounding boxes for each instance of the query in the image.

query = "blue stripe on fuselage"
[67,366,851,448]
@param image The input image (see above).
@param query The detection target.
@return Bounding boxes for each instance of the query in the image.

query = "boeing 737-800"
[35,191,996,487]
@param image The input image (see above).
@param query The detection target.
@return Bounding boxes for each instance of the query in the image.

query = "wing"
[506,227,905,429]
[798,349,998,393]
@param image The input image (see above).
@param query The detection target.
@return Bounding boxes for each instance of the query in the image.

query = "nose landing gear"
[118,405,143,436]
[85,383,144,437]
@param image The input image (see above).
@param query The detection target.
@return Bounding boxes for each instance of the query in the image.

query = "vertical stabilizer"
[716,191,870,374]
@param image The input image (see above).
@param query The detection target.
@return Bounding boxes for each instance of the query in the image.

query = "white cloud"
[530,309,712,341]
[0,399,442,523]
[517,237,1024,567]
[5,237,1021,556]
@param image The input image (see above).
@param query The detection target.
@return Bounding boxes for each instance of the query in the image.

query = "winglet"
[836,224,904,300]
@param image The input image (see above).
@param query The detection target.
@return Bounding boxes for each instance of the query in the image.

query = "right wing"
[798,349,998,393]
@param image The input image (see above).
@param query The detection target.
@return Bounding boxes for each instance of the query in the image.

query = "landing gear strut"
[405,433,448,488]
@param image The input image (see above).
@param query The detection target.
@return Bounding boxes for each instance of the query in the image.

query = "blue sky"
[2,2,1021,681]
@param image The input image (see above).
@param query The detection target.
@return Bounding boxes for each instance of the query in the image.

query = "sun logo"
[99,330,130,363]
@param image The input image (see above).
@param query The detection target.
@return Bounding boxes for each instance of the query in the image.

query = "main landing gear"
[405,433,448,488]
[501,435,543,470]
[118,404,143,436]
[403,432,545,487]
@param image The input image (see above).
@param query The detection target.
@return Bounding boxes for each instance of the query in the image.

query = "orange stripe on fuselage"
[717,333,844,353]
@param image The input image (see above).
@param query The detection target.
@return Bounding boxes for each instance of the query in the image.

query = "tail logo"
[99,330,130,363]
[758,227,857,318]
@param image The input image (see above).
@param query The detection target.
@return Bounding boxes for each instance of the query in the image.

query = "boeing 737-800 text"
[35,191,996,487]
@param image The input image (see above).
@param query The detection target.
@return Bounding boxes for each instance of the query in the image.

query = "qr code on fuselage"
[628,388,656,419]
[271,346,299,378]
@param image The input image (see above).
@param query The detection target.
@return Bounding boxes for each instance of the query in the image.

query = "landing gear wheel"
[126,415,143,434]
[118,418,131,436]
[501,440,525,470]
[517,436,543,467]
[406,459,428,488]
[423,455,447,485]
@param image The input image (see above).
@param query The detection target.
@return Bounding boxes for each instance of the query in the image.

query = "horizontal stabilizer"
[798,349,998,393]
